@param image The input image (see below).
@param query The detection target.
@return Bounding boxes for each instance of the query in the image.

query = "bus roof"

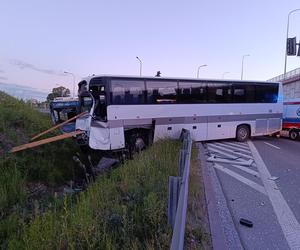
[81,74,280,85]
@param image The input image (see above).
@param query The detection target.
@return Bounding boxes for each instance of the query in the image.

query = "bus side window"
[232,86,246,103]
[178,82,207,103]
[255,84,278,103]
[232,85,255,103]
[111,80,145,104]
[207,83,231,103]
[146,81,177,104]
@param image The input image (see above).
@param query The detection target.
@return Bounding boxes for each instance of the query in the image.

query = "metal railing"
[168,129,193,250]
[268,67,300,83]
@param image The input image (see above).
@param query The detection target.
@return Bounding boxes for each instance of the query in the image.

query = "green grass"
[185,145,212,249]
[8,140,180,249]
[0,91,80,247]
[0,91,79,185]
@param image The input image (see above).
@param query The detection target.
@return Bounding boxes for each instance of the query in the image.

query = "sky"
[1,0,300,94]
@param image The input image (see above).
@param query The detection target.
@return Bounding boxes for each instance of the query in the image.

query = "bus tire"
[289,129,298,140]
[236,125,250,142]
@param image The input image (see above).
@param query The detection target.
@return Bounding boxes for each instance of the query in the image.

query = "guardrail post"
[168,176,181,228]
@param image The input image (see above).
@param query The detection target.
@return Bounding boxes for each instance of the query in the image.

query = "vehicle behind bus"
[75,75,283,153]
[282,99,300,140]
[49,97,80,133]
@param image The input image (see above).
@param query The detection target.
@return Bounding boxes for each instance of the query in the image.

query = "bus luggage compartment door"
[255,119,268,134]
[109,127,125,150]
[268,118,281,133]
[89,125,110,150]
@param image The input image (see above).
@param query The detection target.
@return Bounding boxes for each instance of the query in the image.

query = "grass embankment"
[0,91,78,185]
[186,145,212,249]
[8,140,180,249]
[0,91,181,249]
[0,91,79,247]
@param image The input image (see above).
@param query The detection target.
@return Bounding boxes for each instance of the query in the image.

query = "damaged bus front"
[76,77,112,150]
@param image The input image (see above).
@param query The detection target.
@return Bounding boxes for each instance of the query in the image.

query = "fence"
[168,129,193,250]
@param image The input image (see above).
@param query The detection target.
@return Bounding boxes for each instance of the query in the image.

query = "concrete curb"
[198,142,244,250]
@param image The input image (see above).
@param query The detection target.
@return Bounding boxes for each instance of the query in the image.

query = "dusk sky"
[1,0,300,93]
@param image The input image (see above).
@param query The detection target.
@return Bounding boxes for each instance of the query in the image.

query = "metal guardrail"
[168,129,193,250]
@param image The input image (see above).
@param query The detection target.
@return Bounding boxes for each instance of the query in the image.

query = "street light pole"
[136,56,142,76]
[197,64,207,78]
[64,71,76,97]
[241,54,250,80]
[284,9,300,75]
[222,72,230,79]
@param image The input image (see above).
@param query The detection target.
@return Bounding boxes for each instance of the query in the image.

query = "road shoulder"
[197,142,243,250]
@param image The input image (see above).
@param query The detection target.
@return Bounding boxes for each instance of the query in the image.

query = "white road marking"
[263,142,280,150]
[214,163,266,195]
[207,145,242,160]
[231,164,260,177]
[213,142,252,155]
[222,141,250,150]
[248,140,300,250]
[207,155,253,166]
[208,143,253,160]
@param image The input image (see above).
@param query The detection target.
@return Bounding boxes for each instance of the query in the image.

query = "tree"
[47,86,70,101]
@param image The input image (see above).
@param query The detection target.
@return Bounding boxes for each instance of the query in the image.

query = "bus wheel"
[289,129,299,140]
[236,125,250,142]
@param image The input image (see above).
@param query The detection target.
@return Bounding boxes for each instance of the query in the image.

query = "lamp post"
[197,64,207,78]
[222,72,230,79]
[64,71,76,97]
[136,56,142,76]
[241,54,250,80]
[284,9,300,75]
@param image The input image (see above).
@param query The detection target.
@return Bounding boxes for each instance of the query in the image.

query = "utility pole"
[136,56,142,76]
[222,72,230,79]
[241,54,250,80]
[197,64,207,78]
[284,9,300,75]
[64,71,76,97]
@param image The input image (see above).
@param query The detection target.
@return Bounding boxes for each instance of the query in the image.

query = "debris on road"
[268,176,279,181]
[94,157,119,175]
[240,218,253,228]
[63,186,75,194]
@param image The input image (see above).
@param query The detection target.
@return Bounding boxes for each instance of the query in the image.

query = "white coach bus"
[75,75,283,152]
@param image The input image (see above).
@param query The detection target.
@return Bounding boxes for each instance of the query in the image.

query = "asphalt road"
[202,136,300,250]
[253,137,300,240]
